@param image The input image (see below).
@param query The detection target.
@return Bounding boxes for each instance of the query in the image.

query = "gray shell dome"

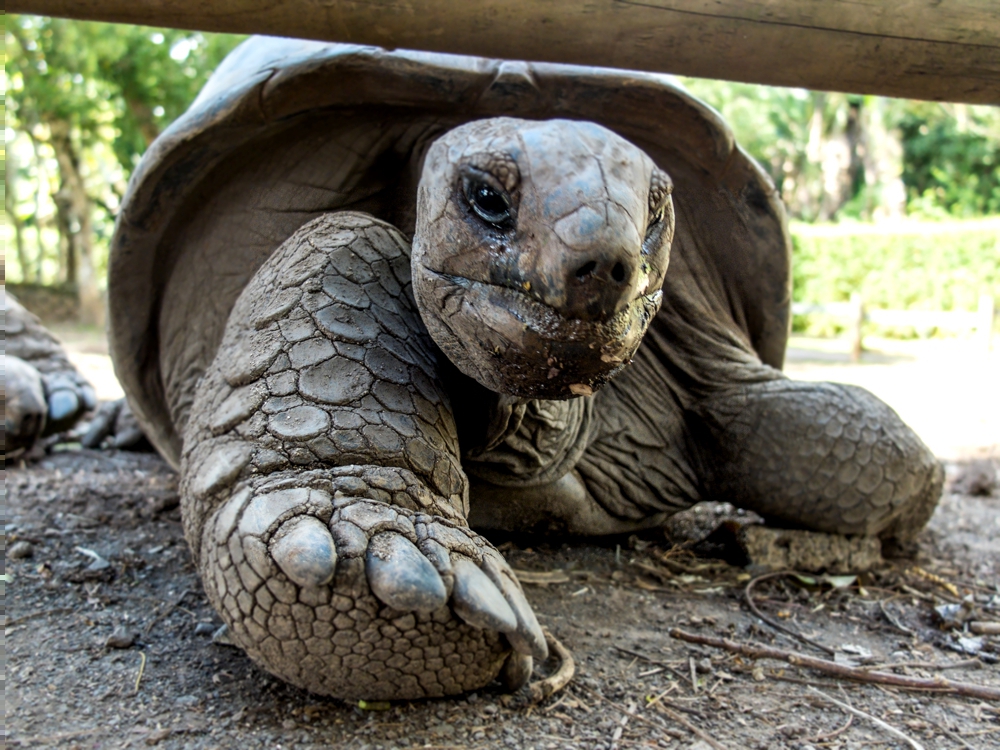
[109,36,790,466]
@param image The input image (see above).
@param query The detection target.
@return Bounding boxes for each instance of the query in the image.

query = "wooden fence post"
[849,292,865,363]
[978,294,996,352]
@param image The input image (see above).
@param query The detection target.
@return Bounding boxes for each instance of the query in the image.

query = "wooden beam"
[8,0,1000,103]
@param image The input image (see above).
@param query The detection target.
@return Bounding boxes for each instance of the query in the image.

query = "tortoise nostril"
[575,261,597,280]
[611,262,626,283]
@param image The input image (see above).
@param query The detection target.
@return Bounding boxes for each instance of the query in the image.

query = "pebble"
[8,541,35,559]
[194,622,217,636]
[105,626,137,649]
[212,624,238,647]
[175,695,200,707]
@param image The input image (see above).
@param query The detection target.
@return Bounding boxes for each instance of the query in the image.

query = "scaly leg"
[180,213,544,699]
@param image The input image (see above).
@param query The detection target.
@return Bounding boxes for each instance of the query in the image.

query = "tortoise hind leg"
[690,377,942,550]
[179,213,545,700]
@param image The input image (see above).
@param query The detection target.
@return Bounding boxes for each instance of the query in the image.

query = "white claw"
[366,532,448,612]
[270,516,338,588]
[451,557,518,633]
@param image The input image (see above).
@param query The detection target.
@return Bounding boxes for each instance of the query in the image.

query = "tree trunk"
[49,121,105,328]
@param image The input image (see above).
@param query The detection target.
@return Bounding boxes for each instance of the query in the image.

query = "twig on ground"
[526,629,575,704]
[879,600,917,636]
[806,686,925,750]
[652,702,731,750]
[860,658,982,672]
[745,572,836,655]
[613,646,693,685]
[4,608,76,627]
[670,629,1000,701]
[144,589,193,635]
[924,718,978,750]
[576,685,684,740]
[133,651,147,695]
[804,714,853,743]
[609,700,636,750]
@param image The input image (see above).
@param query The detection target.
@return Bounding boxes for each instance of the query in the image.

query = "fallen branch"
[669,629,1000,702]
[807,687,925,750]
[526,629,575,704]
[745,572,836,655]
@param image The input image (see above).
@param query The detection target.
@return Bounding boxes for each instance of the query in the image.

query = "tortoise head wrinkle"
[412,117,673,400]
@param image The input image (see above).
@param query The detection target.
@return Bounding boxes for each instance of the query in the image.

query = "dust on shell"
[425,271,662,400]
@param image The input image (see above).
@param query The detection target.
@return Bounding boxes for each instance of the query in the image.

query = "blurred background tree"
[3,16,998,329]
[3,16,243,324]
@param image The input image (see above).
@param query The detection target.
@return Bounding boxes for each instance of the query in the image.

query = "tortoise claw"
[365,532,447,612]
[270,516,338,588]
[500,651,534,691]
[47,388,81,422]
[451,556,518,633]
[482,555,548,660]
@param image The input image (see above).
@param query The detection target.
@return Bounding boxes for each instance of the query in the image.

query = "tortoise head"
[412,117,673,400]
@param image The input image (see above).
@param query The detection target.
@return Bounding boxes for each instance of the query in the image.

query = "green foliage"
[899,105,1000,217]
[7,17,244,171]
[4,16,244,287]
[791,221,1000,335]
[680,76,1000,222]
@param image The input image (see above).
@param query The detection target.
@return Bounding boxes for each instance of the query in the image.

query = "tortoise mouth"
[417,267,662,399]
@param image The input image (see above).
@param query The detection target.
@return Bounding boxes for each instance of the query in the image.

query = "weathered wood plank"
[8,0,1000,103]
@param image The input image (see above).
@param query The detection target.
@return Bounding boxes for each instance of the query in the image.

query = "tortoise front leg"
[180,213,544,700]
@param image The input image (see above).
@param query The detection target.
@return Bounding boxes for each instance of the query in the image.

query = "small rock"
[194,622,217,636]
[953,636,985,656]
[281,719,297,730]
[949,459,997,496]
[212,624,237,647]
[145,728,173,746]
[175,695,200,707]
[105,626,137,649]
[934,597,976,630]
[8,540,35,559]
[696,657,713,674]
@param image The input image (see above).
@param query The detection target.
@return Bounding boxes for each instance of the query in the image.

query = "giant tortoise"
[103,36,942,700]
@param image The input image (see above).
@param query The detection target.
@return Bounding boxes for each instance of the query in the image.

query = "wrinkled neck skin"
[411,117,673,482]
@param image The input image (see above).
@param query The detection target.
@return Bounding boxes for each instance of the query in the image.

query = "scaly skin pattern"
[3,293,96,457]
[171,116,941,701]
[180,214,545,700]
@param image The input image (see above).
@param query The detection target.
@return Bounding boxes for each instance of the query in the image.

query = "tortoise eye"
[463,173,514,228]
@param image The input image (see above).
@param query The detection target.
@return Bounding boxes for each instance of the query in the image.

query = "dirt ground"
[4,334,1000,750]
